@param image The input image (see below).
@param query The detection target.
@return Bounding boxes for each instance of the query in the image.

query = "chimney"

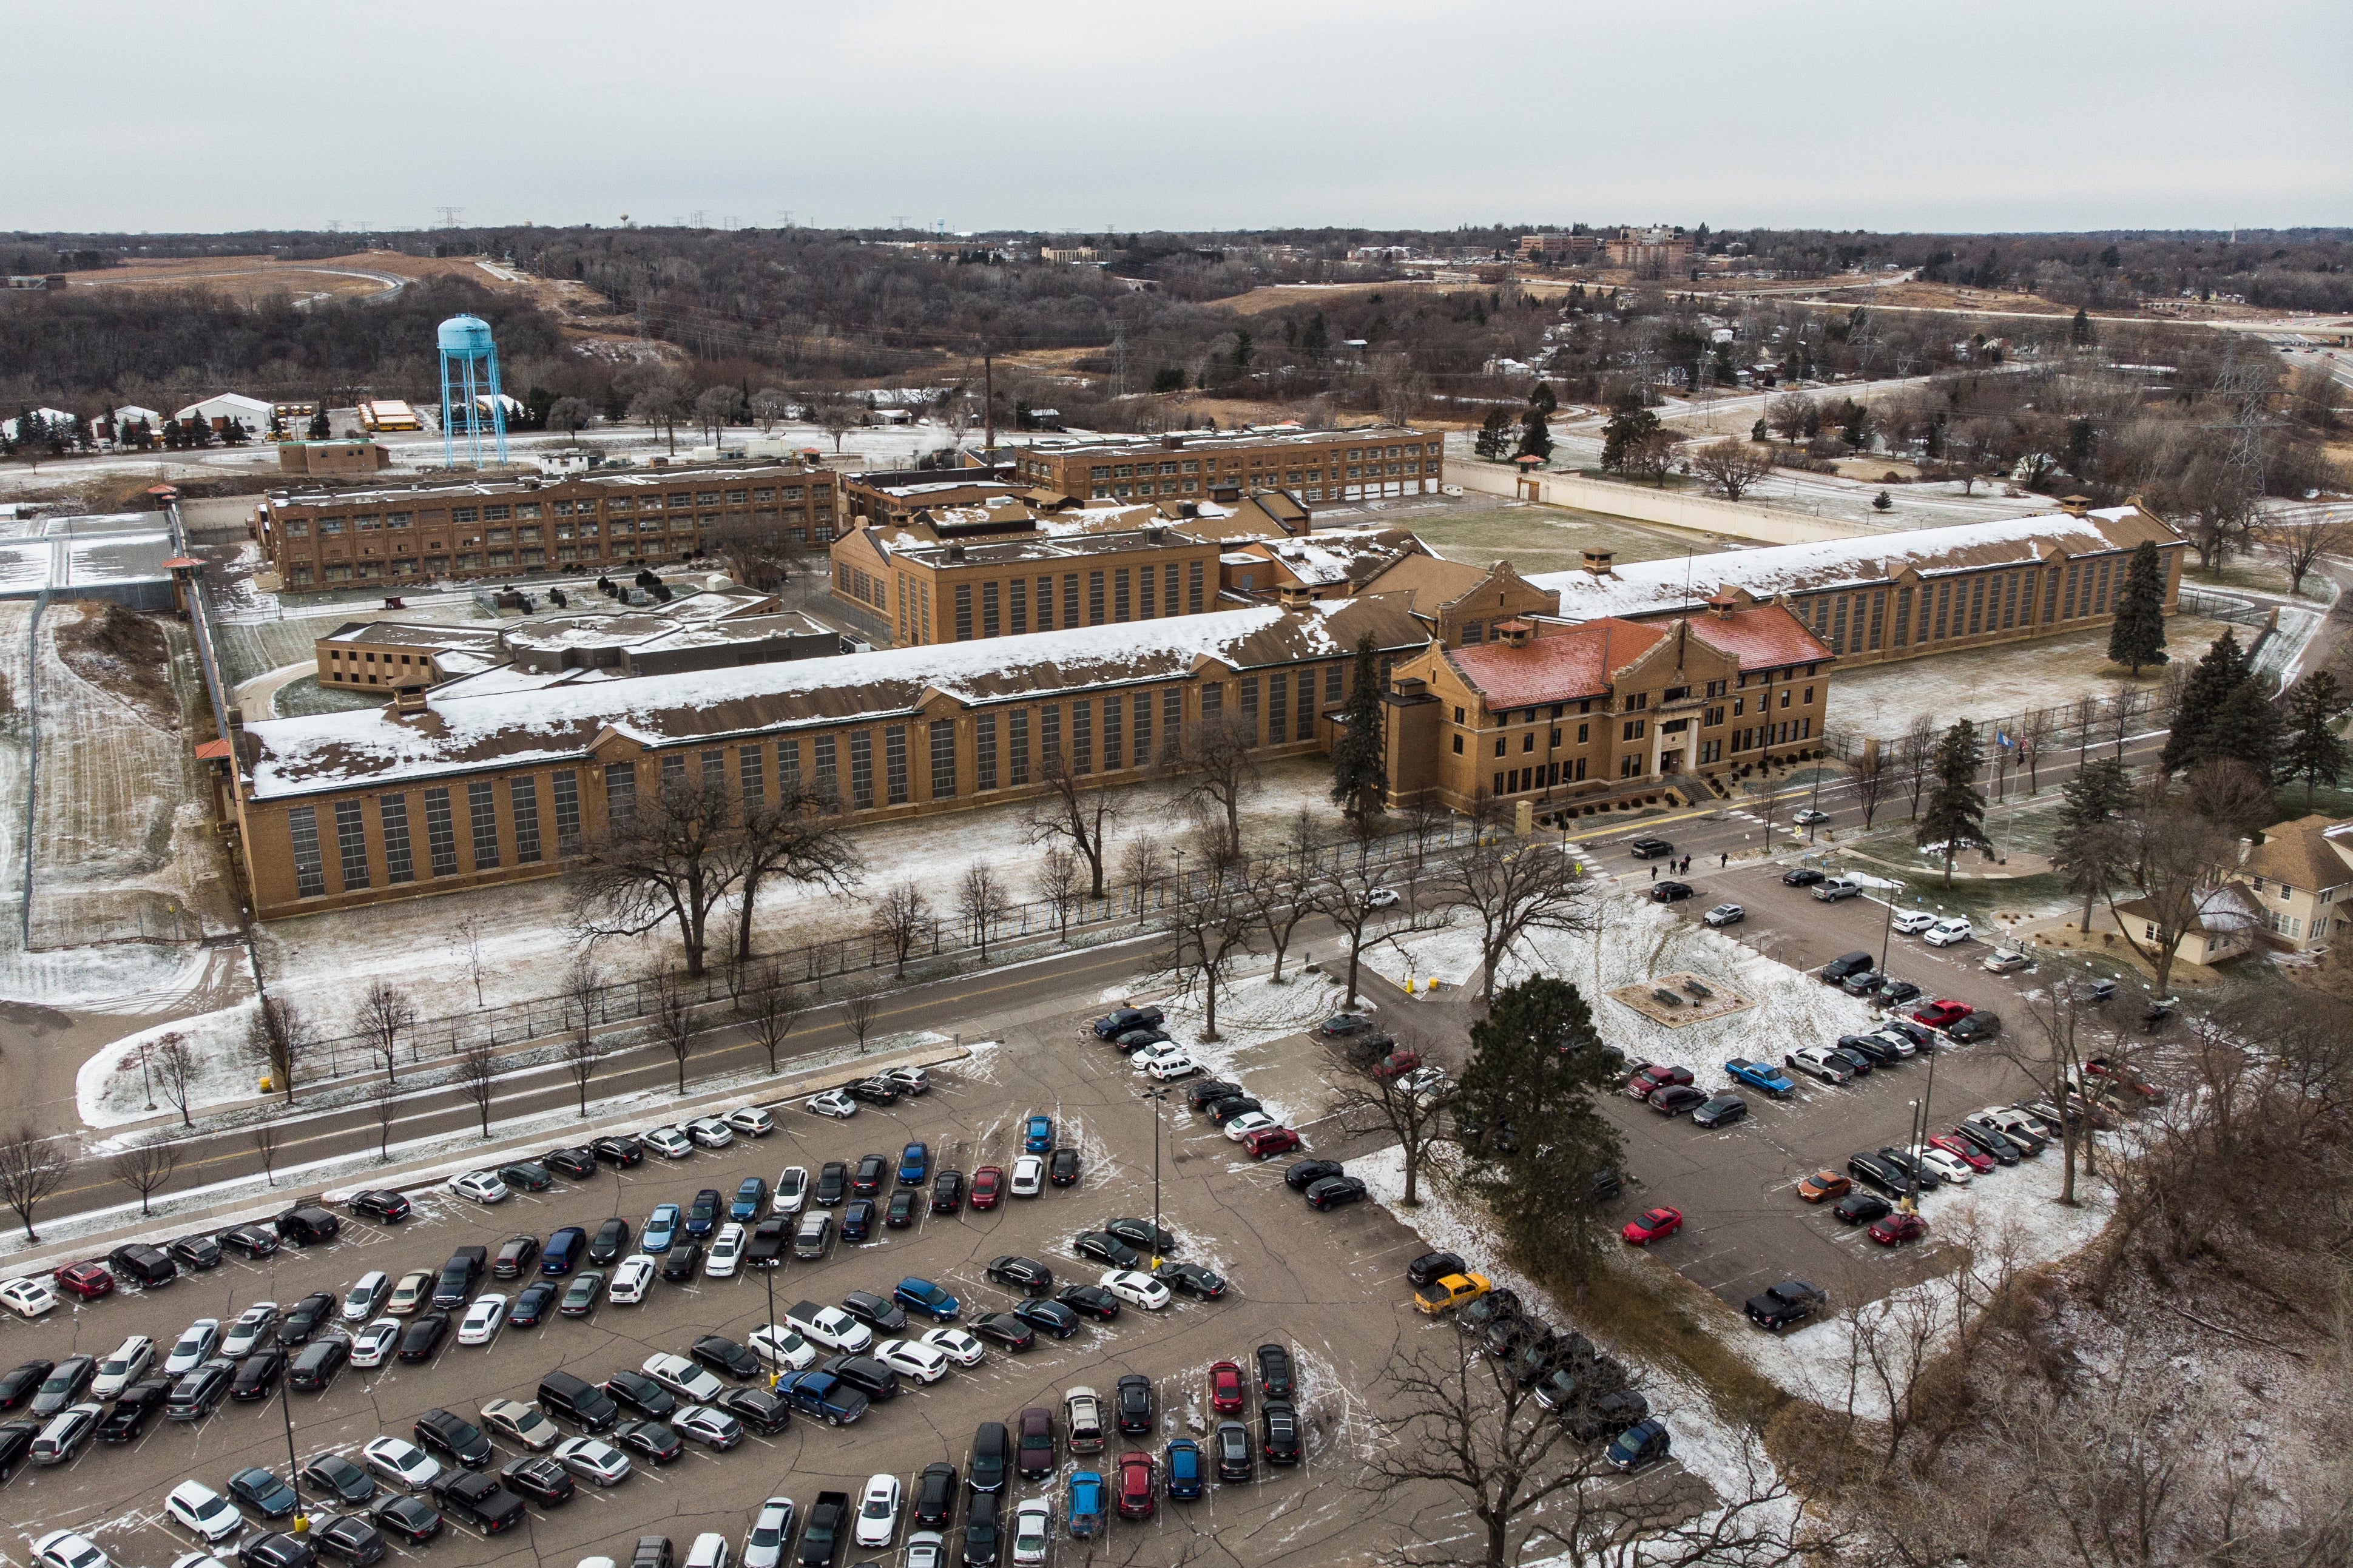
[393,685,430,715]
[947,542,966,561]
[1160,434,1185,449]
[2058,494,2091,517]
[1581,548,1614,575]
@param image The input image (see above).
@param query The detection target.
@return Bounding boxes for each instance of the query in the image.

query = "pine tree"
[1599,393,1658,473]
[306,405,330,440]
[1526,381,1558,418]
[1916,718,1991,887]
[2209,679,2284,780]
[2280,670,2352,807]
[1326,634,1388,819]
[2053,757,2134,932]
[1473,408,1513,461]
[2107,540,2169,674]
[1514,404,1554,462]
[2071,307,2094,346]
[2161,630,2249,775]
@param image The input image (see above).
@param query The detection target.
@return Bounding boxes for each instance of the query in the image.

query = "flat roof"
[270,460,829,510]
[1020,424,1435,458]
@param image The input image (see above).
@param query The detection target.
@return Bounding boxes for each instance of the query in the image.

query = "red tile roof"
[1445,607,1828,710]
[1687,605,1833,669]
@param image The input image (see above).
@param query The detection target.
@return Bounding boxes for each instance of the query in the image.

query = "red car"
[1868,1211,1928,1247]
[1624,1063,1693,1100]
[1116,1450,1156,1520]
[1207,1360,1245,1415]
[1620,1206,1684,1246]
[1370,1051,1422,1082]
[1242,1126,1301,1160]
[969,1166,1004,1210]
[52,1261,115,1300]
[1928,1133,1994,1174]
[1911,1000,1973,1030]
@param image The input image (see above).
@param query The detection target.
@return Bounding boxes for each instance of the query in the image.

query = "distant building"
[1517,232,1596,263]
[174,392,274,434]
[2235,813,2353,951]
[1603,227,1693,274]
[1011,425,1443,505]
[356,399,422,432]
[1039,246,1099,264]
[277,440,391,477]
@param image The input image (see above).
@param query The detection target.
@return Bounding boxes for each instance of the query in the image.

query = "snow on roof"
[1528,506,2178,621]
[241,596,1428,799]
[1450,619,1670,708]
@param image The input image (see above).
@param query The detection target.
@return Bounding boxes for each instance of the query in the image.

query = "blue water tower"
[437,314,509,467]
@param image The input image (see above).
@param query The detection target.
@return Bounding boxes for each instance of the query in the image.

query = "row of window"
[942,562,1210,641]
[287,773,577,898]
[283,489,834,538]
[1072,443,1432,482]
[285,539,703,585]
[1808,556,2127,658]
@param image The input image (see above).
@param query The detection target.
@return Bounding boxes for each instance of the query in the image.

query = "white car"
[166,1481,245,1544]
[1223,1111,1279,1142]
[904,1532,948,1568]
[643,1352,725,1404]
[784,1302,872,1352]
[1866,1029,1919,1060]
[1130,1041,1187,1071]
[806,1089,858,1120]
[747,1324,819,1373]
[1,1276,59,1319]
[724,1105,775,1137]
[1365,886,1402,910]
[222,1304,279,1358]
[552,1436,632,1487]
[686,1116,734,1149]
[1890,909,1939,935]
[1099,1269,1171,1310]
[683,1533,732,1568]
[854,1472,902,1549]
[349,1318,402,1368]
[1917,1148,1976,1186]
[164,1318,222,1376]
[1397,1066,1451,1097]
[609,1256,658,1303]
[33,1532,109,1568]
[643,1125,695,1159]
[362,1435,442,1492]
[448,1169,510,1204]
[885,1065,931,1096]
[744,1497,797,1568]
[673,1405,743,1450]
[342,1271,391,1322]
[1011,1498,1053,1565]
[92,1334,155,1398]
[874,1338,951,1384]
[704,1223,747,1277]
[1143,1053,1201,1082]
[921,1326,985,1367]
[773,1166,809,1214]
[169,1555,231,1568]
[1792,807,1831,827]
[1010,1156,1045,1197]
[1923,917,1975,947]
[480,1398,559,1450]
[457,1293,508,1344]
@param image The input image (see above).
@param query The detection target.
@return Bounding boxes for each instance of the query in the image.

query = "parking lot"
[0,1004,1569,1568]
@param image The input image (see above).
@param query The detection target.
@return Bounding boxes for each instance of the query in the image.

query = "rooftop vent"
[2058,494,2091,516]
[1581,548,1614,576]
[1496,618,1533,647]
[1278,583,1314,611]
[393,685,429,715]
[1706,593,1738,621]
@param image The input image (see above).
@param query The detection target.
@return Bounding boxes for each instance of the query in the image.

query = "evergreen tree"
[1916,718,1991,887]
[2053,756,2134,932]
[2070,307,2094,346]
[2107,540,2169,674]
[1525,381,1558,418]
[2209,679,2284,781]
[2280,671,2352,808]
[1473,408,1513,462]
[1514,403,1554,462]
[2160,630,2250,775]
[1599,393,1658,473]
[1326,634,1389,819]
[1841,400,1872,449]
[306,405,330,440]
[1451,976,1625,1283]
[1300,312,1328,355]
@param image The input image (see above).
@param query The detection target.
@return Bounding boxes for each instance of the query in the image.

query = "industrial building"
[1009,425,1444,505]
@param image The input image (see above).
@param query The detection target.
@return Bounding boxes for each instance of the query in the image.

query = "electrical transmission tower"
[2213,345,2282,497]
[435,206,464,229]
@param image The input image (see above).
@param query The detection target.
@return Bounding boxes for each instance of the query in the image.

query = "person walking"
[1719,852,1727,869]
[1650,864,1658,882]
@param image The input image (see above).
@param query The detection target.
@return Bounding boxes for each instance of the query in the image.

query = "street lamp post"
[1141,1087,1169,1269]
[277,1353,306,1531]
[1877,877,1905,974]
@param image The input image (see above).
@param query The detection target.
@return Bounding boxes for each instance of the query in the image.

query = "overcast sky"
[8,1,2347,237]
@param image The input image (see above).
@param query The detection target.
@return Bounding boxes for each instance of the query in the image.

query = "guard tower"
[437,314,509,468]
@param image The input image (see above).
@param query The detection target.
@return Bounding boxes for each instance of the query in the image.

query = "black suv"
[276,1206,343,1247]
[432,1250,487,1309]
[913,1461,958,1527]
[986,1255,1054,1294]
[231,1349,288,1402]
[540,1147,598,1180]
[1214,1419,1252,1481]
[106,1243,177,1288]
[1261,1401,1302,1464]
[1186,1079,1244,1111]
[288,1335,350,1391]
[1819,951,1875,986]
[603,1371,677,1420]
[347,1191,412,1224]
[969,1421,1010,1493]
[414,1408,493,1468]
[1845,1152,1904,1196]
[587,1219,630,1265]
[492,1236,541,1279]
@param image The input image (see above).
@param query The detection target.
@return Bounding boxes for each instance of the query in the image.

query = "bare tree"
[105,1132,178,1218]
[1169,710,1261,850]
[446,915,489,1009]
[954,863,1012,963]
[1241,809,1321,983]
[2107,682,2145,760]
[1897,712,1939,819]
[1845,1290,1950,1470]
[1329,1033,1453,1205]
[2108,781,2240,997]
[1848,739,1891,829]
[649,967,697,1093]
[1689,435,1774,500]
[1115,833,1167,917]
[1034,844,1084,940]
[738,964,805,1075]
[843,992,880,1054]
[352,980,417,1086]
[692,383,742,446]
[0,1126,67,1241]
[152,1030,199,1128]
[1442,822,1596,1007]
[561,952,604,1115]
[731,787,863,969]
[1025,752,1119,901]
[372,1075,400,1160]
[251,1115,283,1188]
[816,397,857,454]
[627,372,693,456]
[246,995,314,1105]
[570,769,741,978]
[2259,515,2349,597]
[454,1041,500,1137]
[1158,866,1254,1042]
[2071,690,2102,772]
[1308,849,1436,1009]
[750,387,792,432]
[868,881,934,978]
[2019,704,2057,794]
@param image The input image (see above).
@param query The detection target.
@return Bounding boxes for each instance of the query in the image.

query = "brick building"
[257,460,843,590]
[219,596,1428,920]
[1010,425,1443,505]
[1379,603,1832,813]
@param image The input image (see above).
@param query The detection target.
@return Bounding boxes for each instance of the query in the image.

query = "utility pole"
[982,352,994,454]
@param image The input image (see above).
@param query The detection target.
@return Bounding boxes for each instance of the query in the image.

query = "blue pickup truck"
[1724,1057,1797,1099]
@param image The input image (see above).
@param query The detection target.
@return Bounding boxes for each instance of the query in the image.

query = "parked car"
[1868,1211,1929,1246]
[1648,1084,1708,1116]
[1820,951,1875,985]
[1620,1208,1684,1245]
[1890,909,1939,934]
[1652,881,1694,903]
[1949,1011,2004,1043]
[1744,1280,1826,1331]
[1923,917,1975,947]
[1812,878,1863,902]
[1784,1046,1854,1085]
[1691,1094,1747,1128]
[1724,1057,1795,1097]
[1702,902,1746,927]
